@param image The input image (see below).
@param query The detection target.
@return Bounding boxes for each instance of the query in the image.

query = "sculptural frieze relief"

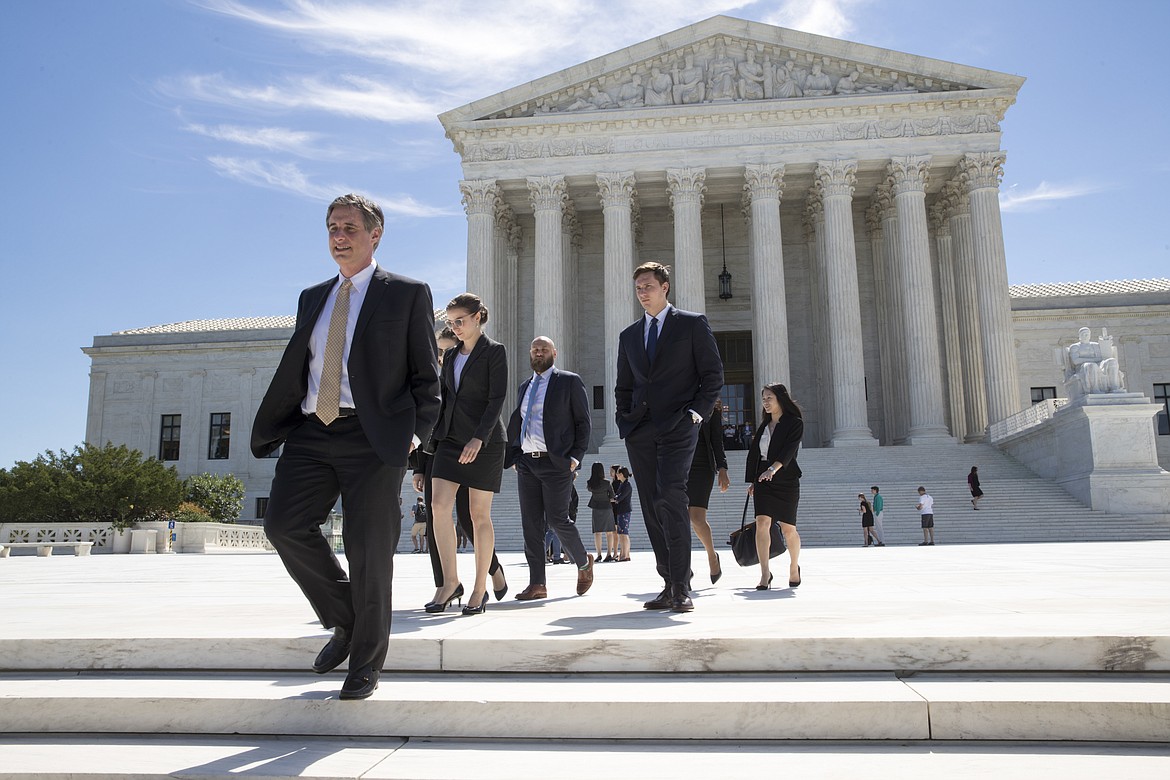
[494,38,967,120]
[1061,326,1127,400]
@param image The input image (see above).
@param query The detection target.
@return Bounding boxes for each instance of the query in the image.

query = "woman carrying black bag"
[746,383,804,590]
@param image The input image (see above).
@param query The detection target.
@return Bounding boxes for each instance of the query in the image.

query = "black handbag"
[728,494,786,567]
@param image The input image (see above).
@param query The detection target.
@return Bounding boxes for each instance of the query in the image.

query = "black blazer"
[433,335,508,447]
[251,266,441,468]
[745,414,804,483]
[506,366,592,473]
[615,307,724,438]
[692,412,730,472]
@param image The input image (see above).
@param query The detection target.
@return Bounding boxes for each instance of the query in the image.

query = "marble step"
[1,672,1167,743]
[3,734,1169,779]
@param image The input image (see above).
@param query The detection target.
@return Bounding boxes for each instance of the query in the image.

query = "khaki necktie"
[316,279,352,425]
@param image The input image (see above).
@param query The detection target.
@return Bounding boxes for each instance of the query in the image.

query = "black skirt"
[752,478,799,525]
[431,439,506,493]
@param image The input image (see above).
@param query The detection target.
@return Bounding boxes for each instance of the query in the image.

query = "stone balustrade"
[0,522,274,554]
[988,399,1069,442]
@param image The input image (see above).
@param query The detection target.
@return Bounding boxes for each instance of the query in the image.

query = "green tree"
[0,443,182,529]
[183,472,245,523]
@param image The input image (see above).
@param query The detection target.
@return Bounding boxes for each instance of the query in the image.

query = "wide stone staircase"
[416,441,1170,555]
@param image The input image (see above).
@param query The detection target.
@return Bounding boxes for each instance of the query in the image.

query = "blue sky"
[1,0,1167,469]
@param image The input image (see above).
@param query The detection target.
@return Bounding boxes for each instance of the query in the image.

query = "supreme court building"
[440,15,1026,449]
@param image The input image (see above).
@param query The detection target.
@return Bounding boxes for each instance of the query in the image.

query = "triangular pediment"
[440,16,1023,125]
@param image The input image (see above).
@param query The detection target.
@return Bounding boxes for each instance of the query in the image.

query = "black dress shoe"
[339,665,379,700]
[643,584,672,610]
[669,582,694,613]
[312,626,352,674]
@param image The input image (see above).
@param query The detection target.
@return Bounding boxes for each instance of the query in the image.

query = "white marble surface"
[2,735,1169,780]
[2,543,1170,673]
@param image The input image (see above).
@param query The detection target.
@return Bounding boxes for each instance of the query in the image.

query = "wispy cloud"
[206,157,456,217]
[185,122,324,155]
[999,181,1108,212]
[168,73,441,123]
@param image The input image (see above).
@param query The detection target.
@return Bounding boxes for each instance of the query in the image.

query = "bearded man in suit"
[252,193,441,700]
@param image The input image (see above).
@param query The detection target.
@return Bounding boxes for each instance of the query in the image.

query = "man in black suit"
[616,262,724,613]
[507,336,595,600]
[252,194,440,700]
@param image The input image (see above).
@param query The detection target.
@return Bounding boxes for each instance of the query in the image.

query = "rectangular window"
[593,385,605,411]
[208,413,231,459]
[1031,386,1057,404]
[1155,383,1170,436]
[159,415,181,461]
[255,497,269,520]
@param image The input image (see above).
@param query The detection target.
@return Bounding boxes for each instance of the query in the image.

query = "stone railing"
[988,398,1069,443]
[0,522,273,554]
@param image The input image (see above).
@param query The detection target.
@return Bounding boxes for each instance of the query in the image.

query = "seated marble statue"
[737,49,766,100]
[616,75,644,107]
[672,55,706,105]
[587,85,615,110]
[706,41,737,101]
[803,62,834,96]
[1064,326,1126,397]
[645,67,674,106]
[774,60,803,98]
[835,70,883,95]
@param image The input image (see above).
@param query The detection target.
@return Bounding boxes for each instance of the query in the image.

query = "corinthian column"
[944,180,988,440]
[960,152,1023,425]
[527,175,567,356]
[598,171,637,446]
[865,203,895,445]
[930,202,966,443]
[814,160,875,446]
[803,196,832,445]
[460,179,499,307]
[745,163,789,386]
[666,167,707,312]
[878,187,907,444]
[560,201,581,371]
[889,156,949,442]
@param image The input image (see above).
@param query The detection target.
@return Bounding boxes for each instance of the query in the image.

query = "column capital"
[801,196,823,241]
[741,188,753,226]
[666,167,707,208]
[507,221,523,253]
[959,151,1007,192]
[527,175,567,212]
[929,202,951,236]
[873,181,896,222]
[864,202,883,239]
[596,171,637,209]
[814,159,857,198]
[493,197,515,232]
[744,163,785,201]
[942,179,970,217]
[888,155,931,196]
[561,200,582,246]
[459,179,499,216]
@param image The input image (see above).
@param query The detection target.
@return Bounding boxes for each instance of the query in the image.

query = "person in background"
[858,493,879,547]
[410,498,427,553]
[587,462,617,563]
[968,466,984,510]
[613,466,633,561]
[870,485,885,546]
[916,486,936,546]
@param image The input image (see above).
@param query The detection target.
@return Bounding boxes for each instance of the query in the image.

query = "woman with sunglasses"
[745,383,804,590]
[426,293,509,616]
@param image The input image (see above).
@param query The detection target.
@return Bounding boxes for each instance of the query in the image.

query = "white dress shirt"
[519,369,551,454]
[301,260,376,416]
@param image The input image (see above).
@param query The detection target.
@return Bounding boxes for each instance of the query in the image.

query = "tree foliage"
[0,442,183,528]
[183,472,245,523]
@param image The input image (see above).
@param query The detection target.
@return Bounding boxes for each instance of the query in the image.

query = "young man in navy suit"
[252,194,441,700]
[507,336,596,600]
[615,262,724,613]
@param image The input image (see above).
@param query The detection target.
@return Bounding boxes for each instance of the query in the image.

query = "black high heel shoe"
[756,573,773,591]
[425,583,464,613]
[789,566,801,588]
[711,553,723,585]
[493,567,509,601]
[462,593,488,616]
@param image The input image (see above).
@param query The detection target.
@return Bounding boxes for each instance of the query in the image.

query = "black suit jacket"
[615,306,724,438]
[693,412,730,472]
[251,266,441,468]
[745,414,804,483]
[506,366,592,472]
[432,335,507,446]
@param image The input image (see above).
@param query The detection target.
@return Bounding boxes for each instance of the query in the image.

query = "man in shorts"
[409,498,427,553]
[916,487,935,546]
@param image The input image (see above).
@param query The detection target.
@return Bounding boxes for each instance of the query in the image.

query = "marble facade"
[439,15,1027,448]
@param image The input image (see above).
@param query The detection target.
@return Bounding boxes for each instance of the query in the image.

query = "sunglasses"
[445,316,473,328]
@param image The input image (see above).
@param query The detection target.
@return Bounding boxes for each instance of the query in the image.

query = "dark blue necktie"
[646,316,659,363]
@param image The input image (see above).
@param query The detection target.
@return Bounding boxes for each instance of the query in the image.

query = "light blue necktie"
[646,316,659,363]
[520,374,543,442]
